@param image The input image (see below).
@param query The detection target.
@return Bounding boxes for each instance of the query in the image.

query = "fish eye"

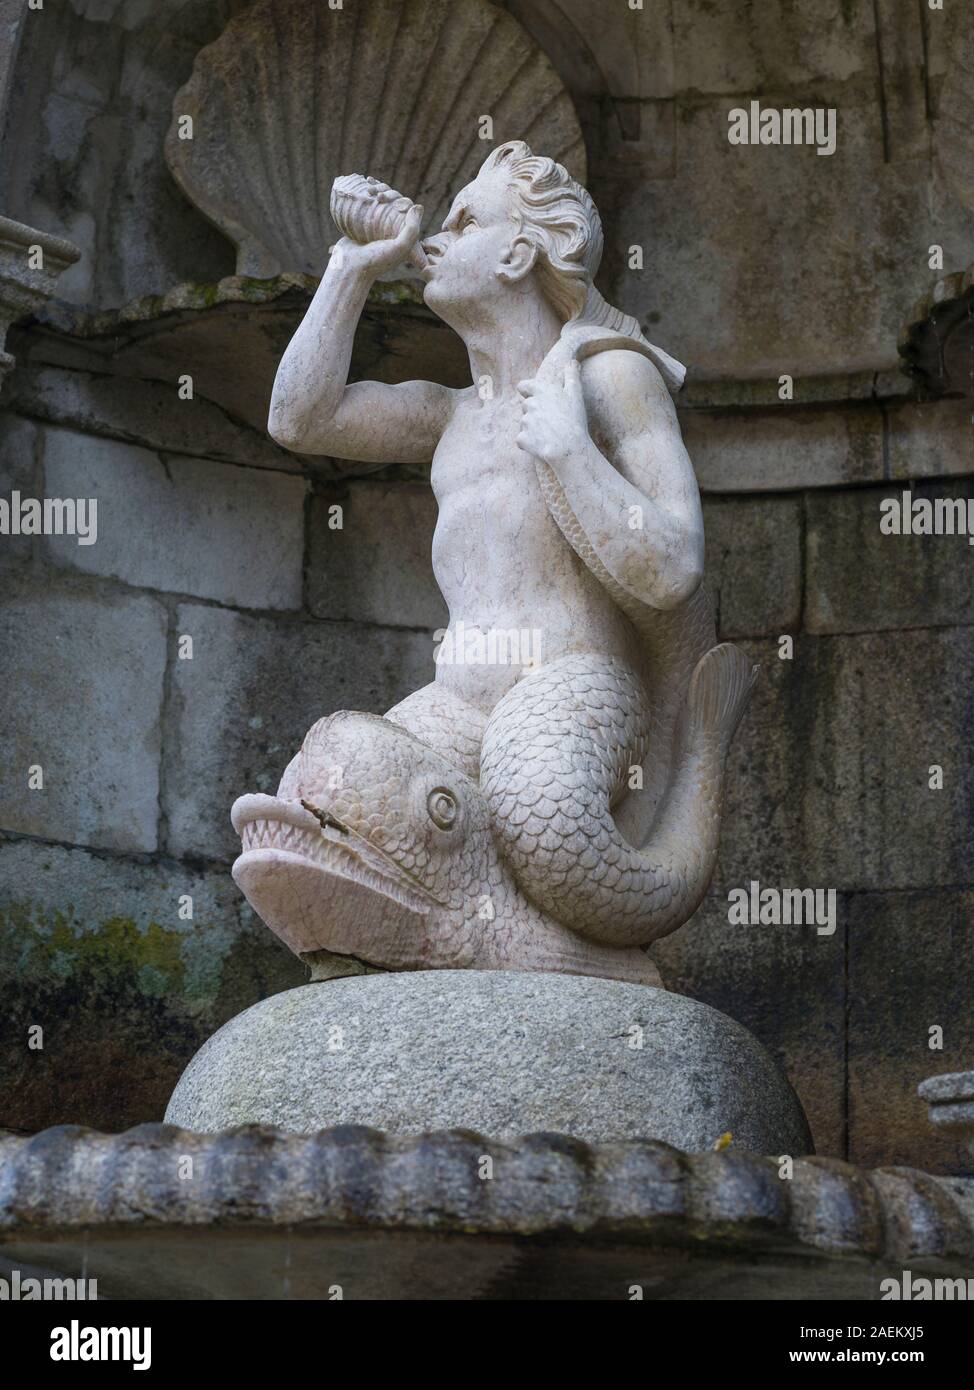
[427,786,458,830]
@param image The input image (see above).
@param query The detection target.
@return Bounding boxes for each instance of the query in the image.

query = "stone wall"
[0,0,971,1169]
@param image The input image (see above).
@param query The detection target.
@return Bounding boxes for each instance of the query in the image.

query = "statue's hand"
[327,203,425,278]
[516,361,590,465]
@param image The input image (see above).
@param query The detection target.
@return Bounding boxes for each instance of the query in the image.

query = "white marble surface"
[238,142,757,979]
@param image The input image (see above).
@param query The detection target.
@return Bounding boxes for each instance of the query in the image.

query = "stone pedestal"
[165,970,812,1154]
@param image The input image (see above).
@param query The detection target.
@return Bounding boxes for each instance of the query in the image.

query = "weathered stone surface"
[605,52,974,381]
[0,0,235,306]
[41,426,307,609]
[0,579,166,853]
[165,970,813,1153]
[932,0,974,225]
[653,890,846,1159]
[715,629,974,893]
[703,494,802,637]
[683,404,884,493]
[807,480,974,634]
[670,0,874,94]
[0,413,38,568]
[681,369,900,411]
[518,0,676,103]
[709,635,813,891]
[848,890,974,1174]
[307,481,447,629]
[0,836,302,1133]
[802,629,974,891]
[165,603,435,861]
[888,398,974,481]
[7,0,970,391]
[7,364,302,471]
[0,0,27,128]
[874,0,940,162]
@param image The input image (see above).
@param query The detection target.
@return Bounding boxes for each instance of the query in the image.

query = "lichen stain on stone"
[184,282,222,309]
[0,904,188,998]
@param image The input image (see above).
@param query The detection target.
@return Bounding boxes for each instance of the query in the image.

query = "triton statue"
[231,141,757,985]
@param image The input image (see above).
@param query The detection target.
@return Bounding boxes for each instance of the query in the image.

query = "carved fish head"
[231,712,495,971]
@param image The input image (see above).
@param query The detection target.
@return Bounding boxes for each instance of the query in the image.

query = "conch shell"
[330,174,426,270]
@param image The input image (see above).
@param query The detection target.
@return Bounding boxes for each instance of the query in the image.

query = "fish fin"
[686,643,759,742]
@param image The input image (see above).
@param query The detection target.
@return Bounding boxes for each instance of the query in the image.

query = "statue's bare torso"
[430,383,641,710]
[267,157,705,723]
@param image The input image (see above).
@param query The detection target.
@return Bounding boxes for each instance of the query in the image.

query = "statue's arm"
[268,211,455,463]
[518,352,704,611]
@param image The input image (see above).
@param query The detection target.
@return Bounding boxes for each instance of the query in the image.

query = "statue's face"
[420,166,525,320]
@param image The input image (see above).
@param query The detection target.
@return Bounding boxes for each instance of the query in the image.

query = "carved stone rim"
[28,274,931,415]
[0,1124,972,1268]
[0,215,81,274]
[31,273,425,341]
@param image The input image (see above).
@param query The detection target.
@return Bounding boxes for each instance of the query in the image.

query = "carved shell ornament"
[165,0,586,278]
[330,175,413,245]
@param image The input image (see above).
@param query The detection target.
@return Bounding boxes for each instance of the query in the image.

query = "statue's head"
[420,140,601,326]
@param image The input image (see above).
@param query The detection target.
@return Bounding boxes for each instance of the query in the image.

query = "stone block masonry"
[0,579,167,853]
[806,479,974,633]
[40,425,307,610]
[0,415,440,1130]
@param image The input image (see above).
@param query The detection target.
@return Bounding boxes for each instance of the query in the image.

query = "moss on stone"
[0,903,187,997]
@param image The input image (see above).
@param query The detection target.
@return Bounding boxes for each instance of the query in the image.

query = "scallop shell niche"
[165,0,586,279]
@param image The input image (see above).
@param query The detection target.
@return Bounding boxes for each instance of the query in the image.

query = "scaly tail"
[480,645,758,948]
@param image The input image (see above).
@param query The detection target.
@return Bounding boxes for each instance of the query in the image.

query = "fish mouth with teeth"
[229,709,664,987]
[231,790,444,970]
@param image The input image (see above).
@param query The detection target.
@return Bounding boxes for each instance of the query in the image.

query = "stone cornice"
[0,214,80,378]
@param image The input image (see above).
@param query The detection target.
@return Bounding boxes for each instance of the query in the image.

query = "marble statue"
[233,141,758,984]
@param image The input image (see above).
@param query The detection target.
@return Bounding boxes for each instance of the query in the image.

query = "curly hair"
[479,140,646,346]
